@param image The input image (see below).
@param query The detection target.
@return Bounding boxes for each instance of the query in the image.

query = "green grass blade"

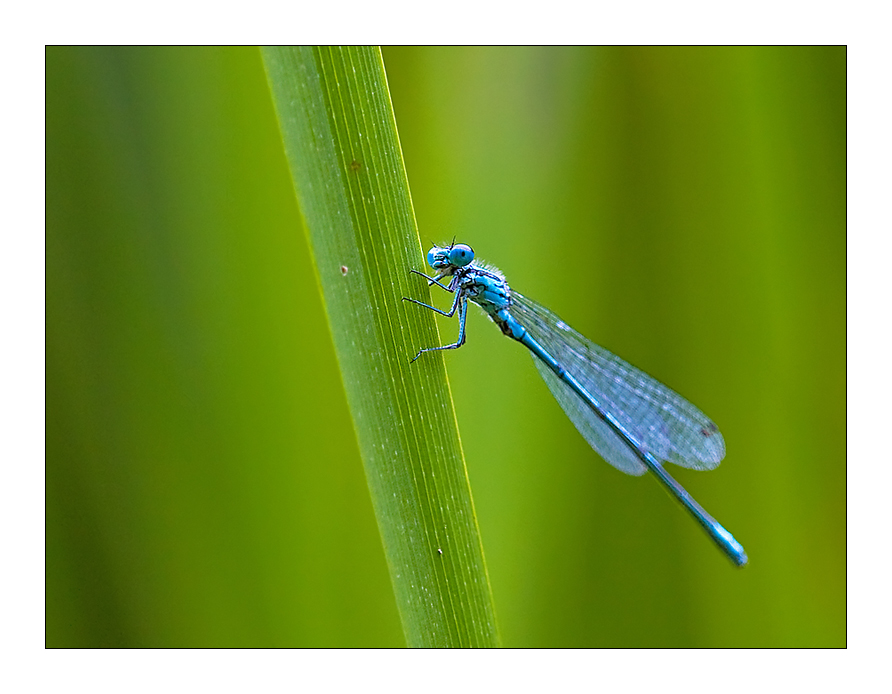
[261,46,499,648]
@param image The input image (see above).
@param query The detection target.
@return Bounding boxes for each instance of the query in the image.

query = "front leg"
[401,282,463,318]
[409,269,453,292]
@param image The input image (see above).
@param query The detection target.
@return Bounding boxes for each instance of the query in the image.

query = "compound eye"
[448,244,475,267]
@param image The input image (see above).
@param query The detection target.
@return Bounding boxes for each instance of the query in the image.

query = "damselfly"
[403,242,747,567]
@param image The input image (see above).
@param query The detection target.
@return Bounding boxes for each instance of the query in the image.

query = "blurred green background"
[46,46,845,647]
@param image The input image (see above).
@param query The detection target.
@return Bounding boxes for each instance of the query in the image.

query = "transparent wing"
[510,292,725,476]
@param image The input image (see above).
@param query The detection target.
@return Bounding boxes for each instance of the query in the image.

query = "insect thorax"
[462,264,512,317]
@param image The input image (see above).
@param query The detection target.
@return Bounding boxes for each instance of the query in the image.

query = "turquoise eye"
[448,244,474,267]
